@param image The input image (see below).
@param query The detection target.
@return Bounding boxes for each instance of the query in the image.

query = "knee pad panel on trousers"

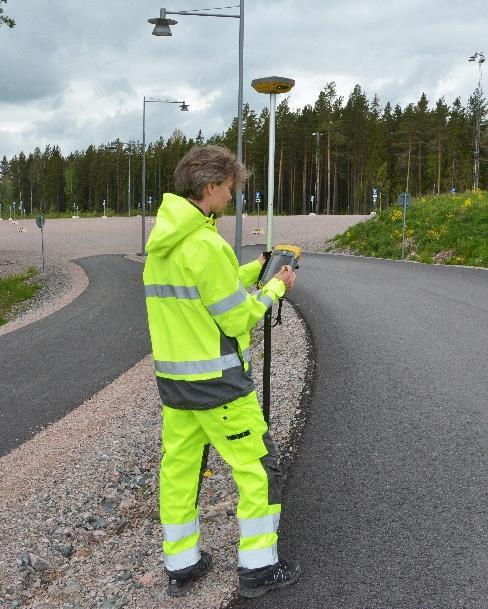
[195,443,210,508]
[260,432,282,505]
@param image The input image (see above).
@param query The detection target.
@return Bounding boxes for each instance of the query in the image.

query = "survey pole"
[251,76,295,424]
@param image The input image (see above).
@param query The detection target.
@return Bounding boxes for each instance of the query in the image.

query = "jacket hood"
[145,193,216,258]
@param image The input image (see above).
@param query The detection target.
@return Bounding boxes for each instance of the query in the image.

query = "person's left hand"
[257,254,266,266]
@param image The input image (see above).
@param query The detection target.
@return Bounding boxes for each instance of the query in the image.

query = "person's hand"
[257,254,266,266]
[274,265,296,291]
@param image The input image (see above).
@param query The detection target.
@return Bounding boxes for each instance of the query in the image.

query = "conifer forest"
[0,82,486,216]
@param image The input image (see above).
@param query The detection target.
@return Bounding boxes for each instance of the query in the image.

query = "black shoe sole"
[167,557,213,597]
[238,565,301,599]
[168,579,196,597]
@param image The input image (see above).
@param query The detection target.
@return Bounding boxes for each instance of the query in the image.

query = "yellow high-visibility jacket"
[143,193,285,409]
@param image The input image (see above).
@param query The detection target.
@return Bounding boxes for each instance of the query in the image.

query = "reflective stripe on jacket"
[143,193,285,409]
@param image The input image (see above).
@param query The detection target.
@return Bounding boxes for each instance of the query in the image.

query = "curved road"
[0,255,149,457]
[2,250,488,607]
[245,251,488,609]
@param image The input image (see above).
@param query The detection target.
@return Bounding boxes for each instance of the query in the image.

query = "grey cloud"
[0,0,487,158]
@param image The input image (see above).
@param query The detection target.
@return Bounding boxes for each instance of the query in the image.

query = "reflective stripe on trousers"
[238,543,279,569]
[163,517,200,542]
[164,546,201,572]
[239,512,280,537]
[162,517,201,572]
[237,512,281,569]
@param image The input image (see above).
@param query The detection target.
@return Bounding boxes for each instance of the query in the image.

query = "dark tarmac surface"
[239,251,488,609]
[2,249,488,607]
[0,255,150,457]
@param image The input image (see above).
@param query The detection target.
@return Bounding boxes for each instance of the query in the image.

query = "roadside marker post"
[36,214,46,272]
[252,192,264,235]
[397,192,412,260]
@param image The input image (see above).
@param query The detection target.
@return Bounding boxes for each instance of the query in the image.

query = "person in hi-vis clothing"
[143,144,300,598]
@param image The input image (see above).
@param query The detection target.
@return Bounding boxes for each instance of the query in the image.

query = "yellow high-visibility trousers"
[160,390,282,572]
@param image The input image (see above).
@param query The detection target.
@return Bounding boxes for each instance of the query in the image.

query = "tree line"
[0,82,486,217]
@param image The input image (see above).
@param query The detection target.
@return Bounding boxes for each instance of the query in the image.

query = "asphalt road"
[2,249,488,607]
[0,255,150,457]
[240,251,488,609]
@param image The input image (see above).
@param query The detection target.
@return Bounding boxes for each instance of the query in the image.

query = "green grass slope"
[326,191,488,268]
[0,268,41,325]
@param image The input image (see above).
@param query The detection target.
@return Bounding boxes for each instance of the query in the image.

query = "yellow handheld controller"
[258,244,301,288]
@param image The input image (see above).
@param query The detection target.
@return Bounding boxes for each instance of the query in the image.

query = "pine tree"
[0,0,15,28]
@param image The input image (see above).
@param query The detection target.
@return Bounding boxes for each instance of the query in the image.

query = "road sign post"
[36,214,46,271]
[397,192,412,260]
[252,192,264,235]
[372,187,378,212]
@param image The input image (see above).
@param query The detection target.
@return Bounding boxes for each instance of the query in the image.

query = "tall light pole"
[468,51,485,190]
[140,97,189,255]
[148,4,245,262]
[312,132,323,214]
[251,76,295,425]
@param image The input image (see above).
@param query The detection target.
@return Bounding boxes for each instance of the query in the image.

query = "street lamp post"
[140,97,189,255]
[468,51,485,190]
[148,4,245,262]
[251,76,295,425]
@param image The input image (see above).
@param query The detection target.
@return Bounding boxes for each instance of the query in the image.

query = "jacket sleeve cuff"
[263,277,286,301]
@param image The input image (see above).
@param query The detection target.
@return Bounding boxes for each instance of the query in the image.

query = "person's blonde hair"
[174,145,250,200]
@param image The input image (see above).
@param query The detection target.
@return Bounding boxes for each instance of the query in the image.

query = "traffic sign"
[397,192,412,208]
[36,214,45,228]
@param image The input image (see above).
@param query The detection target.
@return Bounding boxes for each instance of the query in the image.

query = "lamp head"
[148,9,177,36]
[180,102,190,111]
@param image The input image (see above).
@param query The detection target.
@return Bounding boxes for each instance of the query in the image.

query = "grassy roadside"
[0,268,41,325]
[326,191,488,268]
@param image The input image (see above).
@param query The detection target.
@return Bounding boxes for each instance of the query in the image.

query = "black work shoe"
[238,559,301,598]
[166,551,213,597]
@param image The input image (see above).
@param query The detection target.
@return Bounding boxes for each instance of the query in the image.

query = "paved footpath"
[241,250,488,609]
[0,255,149,457]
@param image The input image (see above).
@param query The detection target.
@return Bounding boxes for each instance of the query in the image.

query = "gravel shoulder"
[0,259,312,609]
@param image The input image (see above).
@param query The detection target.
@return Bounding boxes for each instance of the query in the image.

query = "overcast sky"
[0,0,486,159]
